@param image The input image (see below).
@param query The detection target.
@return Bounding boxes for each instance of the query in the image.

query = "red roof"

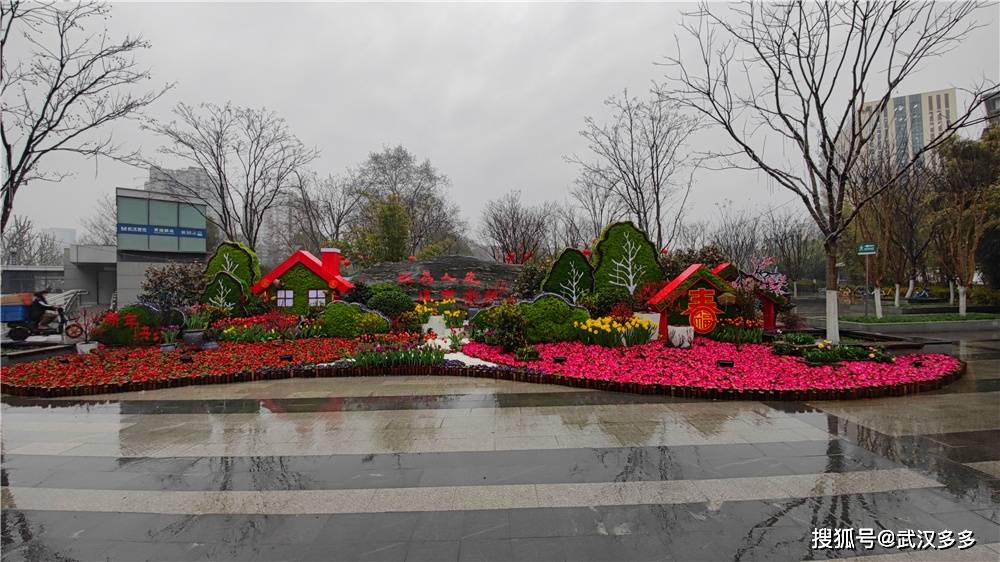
[647,263,732,307]
[711,262,731,275]
[251,250,354,295]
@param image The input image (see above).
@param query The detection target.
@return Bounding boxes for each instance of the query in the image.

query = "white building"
[857,88,959,168]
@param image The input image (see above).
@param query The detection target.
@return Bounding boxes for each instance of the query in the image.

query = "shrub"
[138,263,204,319]
[320,301,362,338]
[368,283,404,297]
[579,286,634,318]
[782,332,816,345]
[480,303,527,352]
[92,306,161,346]
[357,312,390,335]
[344,282,373,305]
[367,289,415,319]
[515,346,540,361]
[395,310,423,333]
[520,295,589,343]
[514,260,550,298]
[969,286,1000,306]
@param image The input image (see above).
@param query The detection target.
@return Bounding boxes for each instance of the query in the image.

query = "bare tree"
[146,102,318,252]
[356,145,465,256]
[286,170,364,251]
[566,90,699,250]
[660,1,995,341]
[1,214,60,265]
[763,210,822,298]
[569,170,625,244]
[708,201,762,271]
[480,191,551,264]
[1,1,170,232]
[78,193,116,245]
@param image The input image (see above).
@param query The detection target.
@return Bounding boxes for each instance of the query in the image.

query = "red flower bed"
[212,311,299,331]
[462,340,961,391]
[3,338,355,391]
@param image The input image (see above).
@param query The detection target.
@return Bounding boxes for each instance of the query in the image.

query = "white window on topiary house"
[276,290,294,307]
[308,289,326,306]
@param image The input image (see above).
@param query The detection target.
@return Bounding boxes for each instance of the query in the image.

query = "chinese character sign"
[682,288,723,334]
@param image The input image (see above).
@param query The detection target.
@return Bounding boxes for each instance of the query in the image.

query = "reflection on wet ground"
[2,335,999,561]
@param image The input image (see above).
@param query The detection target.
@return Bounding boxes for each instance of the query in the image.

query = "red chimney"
[320,248,342,276]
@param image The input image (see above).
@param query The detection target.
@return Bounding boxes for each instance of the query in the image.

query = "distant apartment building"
[984,90,1000,128]
[857,88,958,168]
[41,227,77,251]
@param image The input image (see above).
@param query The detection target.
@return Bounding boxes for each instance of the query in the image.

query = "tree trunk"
[894,283,901,308]
[792,281,798,298]
[949,280,955,305]
[873,286,883,319]
[905,279,915,299]
[958,285,967,316]
[824,246,840,344]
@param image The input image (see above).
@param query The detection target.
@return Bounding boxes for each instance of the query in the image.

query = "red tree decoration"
[418,270,434,285]
[483,289,498,304]
[398,272,414,284]
[407,255,416,262]
[440,272,456,283]
[441,288,456,300]
[463,288,479,303]
[463,272,480,286]
[418,289,432,302]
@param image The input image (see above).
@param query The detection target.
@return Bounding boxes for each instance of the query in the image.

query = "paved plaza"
[2,334,999,561]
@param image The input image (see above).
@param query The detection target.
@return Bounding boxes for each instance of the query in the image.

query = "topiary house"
[251,249,354,315]
[647,264,735,339]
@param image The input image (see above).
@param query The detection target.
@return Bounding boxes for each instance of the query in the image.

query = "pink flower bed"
[462,340,961,391]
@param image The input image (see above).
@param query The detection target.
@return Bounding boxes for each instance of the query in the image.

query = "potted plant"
[446,328,465,352]
[160,325,180,352]
[182,307,211,347]
[74,309,102,354]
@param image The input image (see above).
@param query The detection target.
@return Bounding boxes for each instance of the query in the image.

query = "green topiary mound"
[542,249,594,304]
[592,222,663,295]
[520,294,589,343]
[319,301,390,338]
[471,294,589,346]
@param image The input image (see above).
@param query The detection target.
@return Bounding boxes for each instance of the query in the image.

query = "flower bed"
[461,340,962,393]
[1,338,356,395]
[1,336,964,400]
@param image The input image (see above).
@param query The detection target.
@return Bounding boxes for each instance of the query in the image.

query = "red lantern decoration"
[441,288,456,300]
[418,289,432,302]
[462,288,478,303]
[408,255,416,262]
[343,259,352,267]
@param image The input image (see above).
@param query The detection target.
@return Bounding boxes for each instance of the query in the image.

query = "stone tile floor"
[1,333,998,561]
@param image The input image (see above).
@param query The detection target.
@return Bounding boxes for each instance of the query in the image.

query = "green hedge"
[319,301,391,337]
[473,294,589,345]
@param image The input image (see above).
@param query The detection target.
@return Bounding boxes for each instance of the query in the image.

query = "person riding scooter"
[28,288,61,329]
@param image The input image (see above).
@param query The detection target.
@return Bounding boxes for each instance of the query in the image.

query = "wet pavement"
[2,334,999,561]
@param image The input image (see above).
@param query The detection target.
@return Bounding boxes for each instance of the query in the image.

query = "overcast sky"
[15,2,1000,237]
